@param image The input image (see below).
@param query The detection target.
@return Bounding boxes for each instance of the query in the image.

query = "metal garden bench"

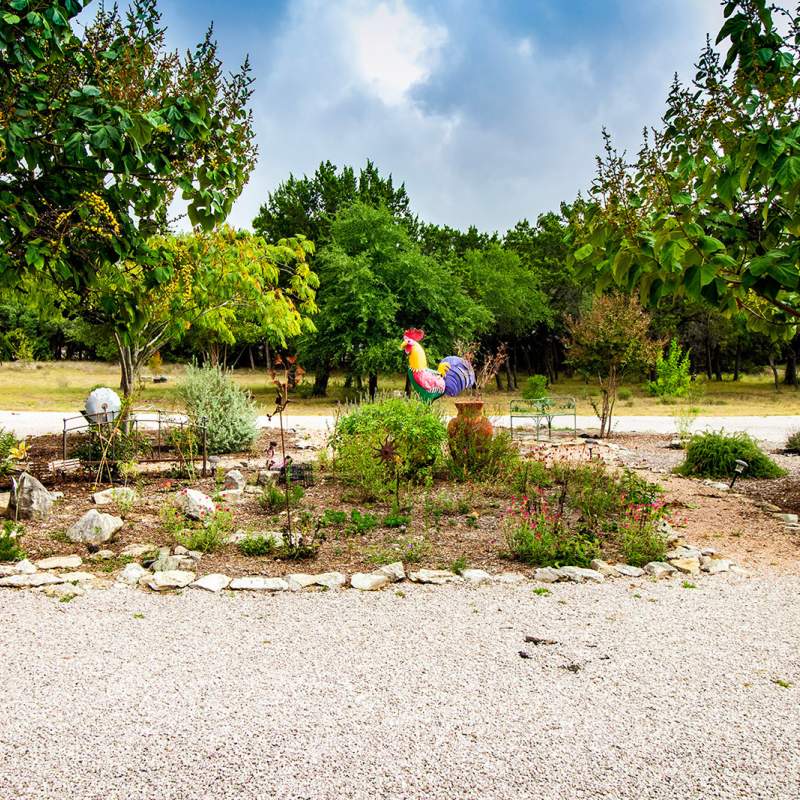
[509,396,577,441]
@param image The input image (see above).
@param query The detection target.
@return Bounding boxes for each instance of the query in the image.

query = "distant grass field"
[1,360,800,416]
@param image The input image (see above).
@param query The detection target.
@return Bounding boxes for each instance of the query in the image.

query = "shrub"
[522,375,548,400]
[0,520,25,561]
[320,509,347,526]
[347,509,378,535]
[785,430,800,453]
[447,429,520,482]
[178,364,258,454]
[502,495,600,567]
[0,427,18,477]
[617,388,632,401]
[648,339,691,398]
[617,502,668,566]
[331,397,447,497]
[676,431,785,479]
[238,535,277,557]
[176,510,233,553]
[259,481,304,512]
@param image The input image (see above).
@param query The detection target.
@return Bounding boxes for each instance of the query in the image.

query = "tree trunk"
[769,354,780,391]
[783,334,799,386]
[504,356,514,391]
[713,346,722,382]
[264,340,271,371]
[404,372,411,397]
[368,372,378,400]
[705,338,713,380]
[312,360,331,397]
[248,346,255,370]
[733,341,741,382]
[495,373,503,390]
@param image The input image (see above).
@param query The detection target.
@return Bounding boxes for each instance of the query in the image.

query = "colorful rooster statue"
[402,329,475,403]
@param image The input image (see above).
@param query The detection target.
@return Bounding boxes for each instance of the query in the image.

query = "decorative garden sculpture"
[402,329,475,403]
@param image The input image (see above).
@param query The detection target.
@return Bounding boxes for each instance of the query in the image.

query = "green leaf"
[775,156,800,190]
[671,192,692,206]
[573,243,593,262]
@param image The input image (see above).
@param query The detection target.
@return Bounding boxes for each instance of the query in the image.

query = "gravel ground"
[2,577,800,800]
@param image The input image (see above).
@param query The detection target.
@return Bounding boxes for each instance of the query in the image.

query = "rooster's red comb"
[403,328,424,342]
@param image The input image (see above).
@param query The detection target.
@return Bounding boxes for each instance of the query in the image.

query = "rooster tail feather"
[438,356,475,397]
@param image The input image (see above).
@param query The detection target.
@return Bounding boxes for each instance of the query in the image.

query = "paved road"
[3,409,800,443]
[2,577,799,800]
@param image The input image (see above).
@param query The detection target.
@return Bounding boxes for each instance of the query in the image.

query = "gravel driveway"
[2,576,799,799]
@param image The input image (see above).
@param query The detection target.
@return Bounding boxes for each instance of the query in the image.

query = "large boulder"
[66,509,123,545]
[93,487,137,507]
[8,472,54,520]
[174,489,215,521]
[223,469,246,491]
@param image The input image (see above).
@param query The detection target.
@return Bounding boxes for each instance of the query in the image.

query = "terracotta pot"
[448,399,494,464]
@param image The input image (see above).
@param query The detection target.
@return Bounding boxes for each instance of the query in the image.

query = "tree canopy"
[571,0,800,336]
[1,0,256,291]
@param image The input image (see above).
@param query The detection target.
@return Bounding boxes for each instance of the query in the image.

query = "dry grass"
[1,360,800,416]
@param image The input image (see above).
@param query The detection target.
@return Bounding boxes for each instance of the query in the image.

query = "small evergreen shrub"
[648,339,691,398]
[238,535,277,557]
[785,430,800,453]
[331,398,447,497]
[522,375,549,400]
[176,510,233,553]
[0,521,25,561]
[676,431,785,479]
[259,481,304,512]
[178,364,258,454]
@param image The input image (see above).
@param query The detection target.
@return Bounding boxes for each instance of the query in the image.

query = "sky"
[152,0,724,234]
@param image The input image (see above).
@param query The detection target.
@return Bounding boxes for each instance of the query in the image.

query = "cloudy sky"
[155,0,723,234]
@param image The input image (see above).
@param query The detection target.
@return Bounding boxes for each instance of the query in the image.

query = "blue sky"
[154,0,723,233]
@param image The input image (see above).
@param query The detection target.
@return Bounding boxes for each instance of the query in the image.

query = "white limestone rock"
[66,509,123,545]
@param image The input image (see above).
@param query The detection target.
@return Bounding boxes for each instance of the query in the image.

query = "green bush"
[331,397,447,497]
[785,430,800,453]
[447,429,520,482]
[0,427,17,477]
[648,339,691,398]
[620,521,667,567]
[676,430,785,479]
[0,521,25,562]
[259,481,304,512]
[522,375,548,400]
[176,510,233,553]
[178,364,258,454]
[238,535,277,557]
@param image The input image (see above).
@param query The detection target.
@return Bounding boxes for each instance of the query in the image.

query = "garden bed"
[3,427,799,582]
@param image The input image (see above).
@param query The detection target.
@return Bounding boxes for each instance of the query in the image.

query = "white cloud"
[346,1,447,106]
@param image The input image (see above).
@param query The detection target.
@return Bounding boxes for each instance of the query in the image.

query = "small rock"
[703,480,730,491]
[670,556,701,575]
[494,572,527,583]
[256,469,271,486]
[223,469,246,491]
[657,519,680,546]
[613,564,645,578]
[460,569,491,585]
[186,550,203,562]
[286,573,318,591]
[376,562,406,582]
[729,565,749,576]
[224,530,249,545]
[8,472,53,520]
[666,546,701,560]
[219,489,245,505]
[314,571,346,589]
[147,570,196,591]
[175,557,198,571]
[351,572,390,591]
[35,555,82,570]
[174,488,215,520]
[761,502,781,513]
[42,583,85,599]
[93,487,137,507]
[66,509,123,545]
[243,485,262,496]
[773,512,799,524]
[173,545,189,555]
[88,549,115,561]
[533,567,563,583]
[190,573,231,593]
[702,558,732,575]
[644,561,676,578]
[559,566,604,583]
[119,543,157,558]
[0,573,65,588]
[14,558,37,575]
[59,571,95,583]
[590,559,616,577]
[151,554,181,573]
[229,576,289,591]
[408,569,462,585]
[117,563,149,585]
[701,547,717,556]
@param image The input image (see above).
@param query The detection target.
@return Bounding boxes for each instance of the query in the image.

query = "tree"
[567,294,661,437]
[1,0,256,292]
[253,160,412,246]
[572,1,800,335]
[83,228,318,396]
[302,203,489,397]
[459,244,550,389]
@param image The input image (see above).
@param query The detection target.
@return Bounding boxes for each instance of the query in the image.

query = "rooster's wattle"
[401,329,475,403]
